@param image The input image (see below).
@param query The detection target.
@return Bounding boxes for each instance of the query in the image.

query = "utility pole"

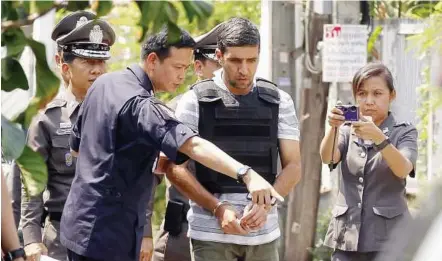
[284,1,331,260]
[259,1,297,259]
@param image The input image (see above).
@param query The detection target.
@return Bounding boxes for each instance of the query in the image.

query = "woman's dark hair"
[352,62,395,97]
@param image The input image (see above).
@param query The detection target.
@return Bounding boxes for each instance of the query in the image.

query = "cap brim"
[63,42,111,60]
[202,53,217,61]
[194,22,225,48]
[71,49,110,60]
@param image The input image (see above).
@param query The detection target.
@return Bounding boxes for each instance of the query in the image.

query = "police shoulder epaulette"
[394,121,412,127]
[45,99,67,112]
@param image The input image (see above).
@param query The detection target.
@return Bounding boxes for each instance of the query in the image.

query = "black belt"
[48,212,63,222]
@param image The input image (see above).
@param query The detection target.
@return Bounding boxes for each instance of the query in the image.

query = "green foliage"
[16,146,48,198]
[152,181,167,232]
[367,25,382,54]
[309,208,333,261]
[1,115,26,161]
[405,5,442,178]
[94,1,113,17]
[1,57,29,91]
[106,2,142,72]
[371,0,440,19]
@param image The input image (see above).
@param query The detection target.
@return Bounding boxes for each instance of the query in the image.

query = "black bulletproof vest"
[193,78,280,193]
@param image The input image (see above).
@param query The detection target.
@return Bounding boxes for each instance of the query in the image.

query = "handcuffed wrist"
[212,200,230,216]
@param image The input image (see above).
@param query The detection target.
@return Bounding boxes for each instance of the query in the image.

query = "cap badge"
[89,25,103,44]
[76,16,89,28]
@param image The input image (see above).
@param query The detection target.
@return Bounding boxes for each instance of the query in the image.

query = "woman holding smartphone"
[319,62,418,261]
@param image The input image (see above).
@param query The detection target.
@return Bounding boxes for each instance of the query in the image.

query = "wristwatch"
[3,248,26,261]
[374,137,391,152]
[236,165,251,184]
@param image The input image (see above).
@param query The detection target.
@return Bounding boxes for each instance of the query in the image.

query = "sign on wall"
[322,24,368,83]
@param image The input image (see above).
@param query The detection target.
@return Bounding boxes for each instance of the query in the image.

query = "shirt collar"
[212,68,257,93]
[127,64,153,94]
[378,112,396,135]
[57,89,80,118]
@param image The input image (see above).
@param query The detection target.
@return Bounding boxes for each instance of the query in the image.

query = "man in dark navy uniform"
[152,23,223,261]
[61,27,283,261]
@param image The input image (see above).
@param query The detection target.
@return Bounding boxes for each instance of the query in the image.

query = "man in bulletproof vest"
[152,23,222,261]
[172,17,302,261]
[20,12,115,261]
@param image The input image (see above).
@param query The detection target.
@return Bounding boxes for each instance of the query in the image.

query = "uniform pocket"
[372,206,406,241]
[51,135,76,171]
[332,205,349,242]
[52,135,70,148]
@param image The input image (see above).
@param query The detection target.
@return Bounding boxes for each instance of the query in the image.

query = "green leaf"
[167,20,181,44]
[435,1,442,12]
[3,1,19,21]
[13,98,39,128]
[182,1,213,20]
[135,1,168,41]
[166,2,179,23]
[1,115,26,161]
[1,57,29,91]
[2,28,27,58]
[16,145,48,197]
[32,0,54,14]
[181,1,197,22]
[1,1,11,19]
[193,1,213,17]
[66,1,90,12]
[181,1,213,29]
[96,0,113,17]
[367,26,383,53]
[138,1,164,27]
[23,38,60,128]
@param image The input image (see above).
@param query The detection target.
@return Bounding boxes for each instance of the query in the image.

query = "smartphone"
[335,104,359,122]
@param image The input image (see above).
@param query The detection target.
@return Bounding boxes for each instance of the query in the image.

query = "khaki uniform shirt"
[324,113,418,252]
[21,92,80,245]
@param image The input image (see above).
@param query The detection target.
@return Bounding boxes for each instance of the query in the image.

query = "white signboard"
[322,24,368,83]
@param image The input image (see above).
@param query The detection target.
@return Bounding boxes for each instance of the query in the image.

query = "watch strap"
[374,137,391,151]
[237,165,251,184]
[3,248,26,261]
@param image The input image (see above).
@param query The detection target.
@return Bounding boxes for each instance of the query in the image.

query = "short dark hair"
[62,52,77,63]
[141,26,195,61]
[194,52,207,63]
[217,17,260,53]
[352,62,395,97]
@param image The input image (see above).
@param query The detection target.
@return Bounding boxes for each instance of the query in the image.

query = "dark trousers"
[332,250,378,261]
[67,250,103,261]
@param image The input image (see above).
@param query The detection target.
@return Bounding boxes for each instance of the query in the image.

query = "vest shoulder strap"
[193,79,222,103]
[256,77,280,104]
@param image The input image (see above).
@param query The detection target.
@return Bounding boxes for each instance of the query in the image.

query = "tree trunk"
[284,11,331,261]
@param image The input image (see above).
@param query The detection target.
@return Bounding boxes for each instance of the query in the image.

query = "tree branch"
[1,5,61,32]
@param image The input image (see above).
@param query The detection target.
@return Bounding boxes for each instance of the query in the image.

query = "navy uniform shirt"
[60,64,197,261]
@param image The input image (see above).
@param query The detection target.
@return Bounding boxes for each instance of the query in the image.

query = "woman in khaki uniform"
[320,63,418,261]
